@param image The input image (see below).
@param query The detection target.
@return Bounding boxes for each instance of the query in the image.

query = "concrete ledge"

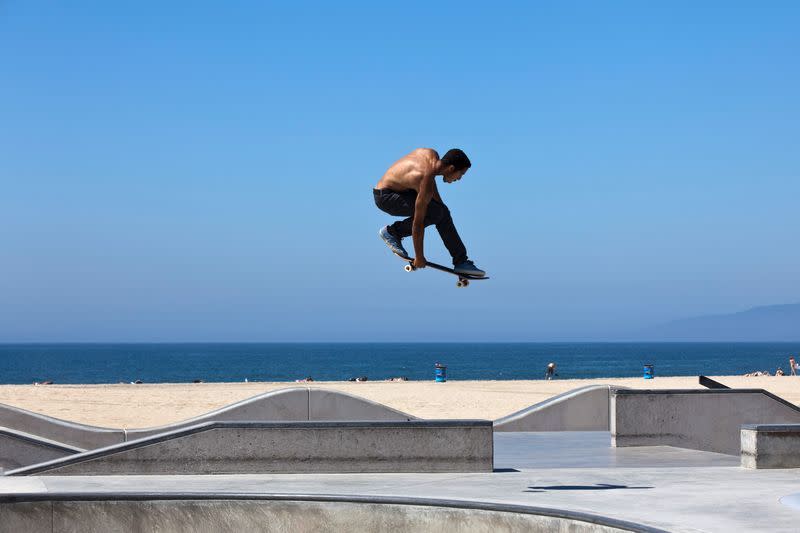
[494,385,620,432]
[7,420,493,476]
[611,389,800,455]
[0,494,669,533]
[741,424,800,469]
[0,427,84,473]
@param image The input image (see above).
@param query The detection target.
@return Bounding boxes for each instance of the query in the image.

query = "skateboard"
[393,252,489,288]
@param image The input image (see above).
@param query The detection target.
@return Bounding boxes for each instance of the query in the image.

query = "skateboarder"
[373,148,486,277]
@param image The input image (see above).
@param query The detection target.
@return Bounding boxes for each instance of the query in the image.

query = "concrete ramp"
[0,404,124,450]
[612,389,800,455]
[0,495,664,533]
[494,385,621,432]
[6,420,493,476]
[308,388,415,421]
[134,386,310,434]
[0,387,416,451]
[0,428,84,473]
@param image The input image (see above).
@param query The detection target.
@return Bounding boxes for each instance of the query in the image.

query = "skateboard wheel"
[456,280,464,288]
[462,279,470,287]
[404,264,414,272]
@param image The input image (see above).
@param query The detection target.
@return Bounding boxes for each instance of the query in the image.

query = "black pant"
[373,188,468,265]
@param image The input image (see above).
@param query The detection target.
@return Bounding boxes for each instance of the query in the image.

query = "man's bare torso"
[375,148,440,193]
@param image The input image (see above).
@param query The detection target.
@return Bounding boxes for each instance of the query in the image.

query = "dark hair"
[440,148,471,171]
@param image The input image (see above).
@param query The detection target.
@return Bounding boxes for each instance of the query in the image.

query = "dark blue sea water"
[0,343,798,384]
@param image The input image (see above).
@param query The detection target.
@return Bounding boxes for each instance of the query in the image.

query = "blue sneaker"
[379,226,408,258]
[454,260,486,277]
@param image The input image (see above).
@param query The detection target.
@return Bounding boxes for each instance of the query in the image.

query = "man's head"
[440,148,471,183]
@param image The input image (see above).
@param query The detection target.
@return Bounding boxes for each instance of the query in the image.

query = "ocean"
[0,343,798,385]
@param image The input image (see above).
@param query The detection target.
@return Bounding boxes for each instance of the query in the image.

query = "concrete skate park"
[2,380,800,532]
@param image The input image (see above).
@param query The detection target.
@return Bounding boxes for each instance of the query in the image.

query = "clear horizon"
[1,340,799,345]
[2,2,799,342]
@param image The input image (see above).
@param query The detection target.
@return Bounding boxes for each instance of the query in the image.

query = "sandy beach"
[0,375,796,428]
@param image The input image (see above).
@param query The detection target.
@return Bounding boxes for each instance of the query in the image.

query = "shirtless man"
[373,148,485,277]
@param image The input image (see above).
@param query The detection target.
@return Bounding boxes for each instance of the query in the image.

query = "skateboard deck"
[393,252,489,288]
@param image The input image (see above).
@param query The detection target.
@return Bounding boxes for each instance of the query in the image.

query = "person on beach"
[373,148,486,276]
[545,362,557,380]
[790,356,798,376]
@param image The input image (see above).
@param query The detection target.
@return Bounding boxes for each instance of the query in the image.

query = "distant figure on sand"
[545,362,557,380]
[374,148,486,277]
[790,356,798,376]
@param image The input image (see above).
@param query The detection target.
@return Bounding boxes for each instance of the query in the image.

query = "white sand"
[0,376,796,429]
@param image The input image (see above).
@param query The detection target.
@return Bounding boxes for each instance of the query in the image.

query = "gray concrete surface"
[308,388,415,421]
[0,498,657,533]
[494,385,619,432]
[6,387,800,531]
[741,424,800,469]
[0,428,83,473]
[0,403,123,450]
[611,388,800,455]
[7,420,493,476]
[495,431,738,469]
[1,432,797,532]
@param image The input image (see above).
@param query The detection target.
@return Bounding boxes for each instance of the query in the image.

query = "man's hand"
[413,256,427,269]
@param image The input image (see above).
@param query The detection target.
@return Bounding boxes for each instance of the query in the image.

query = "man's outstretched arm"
[432,180,443,203]
[411,174,435,268]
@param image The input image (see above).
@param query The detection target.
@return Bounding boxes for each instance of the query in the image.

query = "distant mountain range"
[638,303,800,341]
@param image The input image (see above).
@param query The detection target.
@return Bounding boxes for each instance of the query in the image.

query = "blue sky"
[1,1,798,341]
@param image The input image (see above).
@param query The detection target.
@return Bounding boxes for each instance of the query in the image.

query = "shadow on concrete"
[524,483,653,492]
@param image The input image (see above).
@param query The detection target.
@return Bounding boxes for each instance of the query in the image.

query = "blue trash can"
[643,364,654,379]
[435,363,447,383]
